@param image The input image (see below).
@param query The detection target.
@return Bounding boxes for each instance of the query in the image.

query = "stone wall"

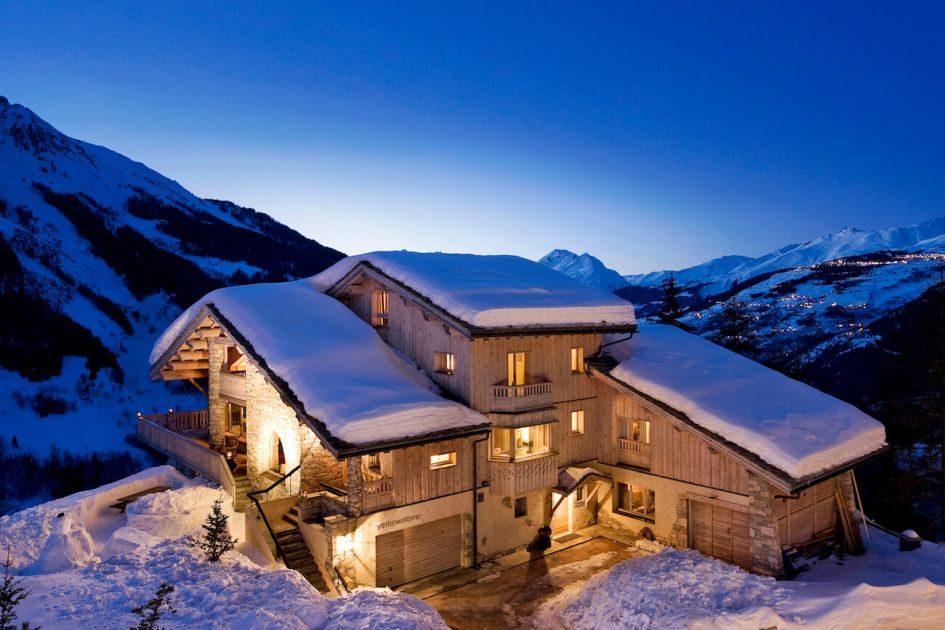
[747,473,784,576]
[299,427,345,493]
[346,457,364,517]
[244,364,303,493]
[668,494,689,547]
[207,338,228,449]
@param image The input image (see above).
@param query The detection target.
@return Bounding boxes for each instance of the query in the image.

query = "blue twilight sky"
[2,1,944,273]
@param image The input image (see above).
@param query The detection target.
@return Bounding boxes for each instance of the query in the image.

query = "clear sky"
[2,1,944,273]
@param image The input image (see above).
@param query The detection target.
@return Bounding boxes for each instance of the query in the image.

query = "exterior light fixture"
[335,533,355,556]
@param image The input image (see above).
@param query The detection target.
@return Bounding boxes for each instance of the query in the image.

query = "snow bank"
[313,251,637,328]
[608,325,886,479]
[150,281,488,445]
[0,466,187,570]
[536,548,788,629]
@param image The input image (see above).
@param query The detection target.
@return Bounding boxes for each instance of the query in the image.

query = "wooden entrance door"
[375,515,462,587]
[689,500,751,569]
[550,492,571,536]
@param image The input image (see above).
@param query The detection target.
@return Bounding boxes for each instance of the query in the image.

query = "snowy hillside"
[0,96,342,469]
[538,249,629,291]
[0,467,447,629]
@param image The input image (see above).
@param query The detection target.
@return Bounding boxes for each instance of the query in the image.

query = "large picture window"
[490,424,551,461]
[616,482,656,521]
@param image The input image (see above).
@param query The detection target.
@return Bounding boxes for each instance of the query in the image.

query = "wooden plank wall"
[340,274,473,405]
[611,393,750,495]
[388,436,485,506]
[773,476,838,545]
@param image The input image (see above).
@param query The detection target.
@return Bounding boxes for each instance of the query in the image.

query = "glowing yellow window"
[571,410,585,435]
[570,347,584,373]
[429,452,456,470]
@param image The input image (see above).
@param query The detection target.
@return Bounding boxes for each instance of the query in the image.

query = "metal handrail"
[247,464,301,561]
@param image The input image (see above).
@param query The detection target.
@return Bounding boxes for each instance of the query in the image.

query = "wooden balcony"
[489,452,558,496]
[490,382,553,413]
[362,477,395,513]
[617,438,651,469]
[220,371,246,400]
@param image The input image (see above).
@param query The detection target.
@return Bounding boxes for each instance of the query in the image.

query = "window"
[574,485,587,507]
[570,410,585,435]
[619,417,651,444]
[616,483,656,521]
[429,452,456,470]
[434,351,455,375]
[514,497,527,518]
[507,351,526,387]
[227,402,246,433]
[570,346,584,373]
[366,453,381,472]
[371,289,390,328]
[490,424,552,461]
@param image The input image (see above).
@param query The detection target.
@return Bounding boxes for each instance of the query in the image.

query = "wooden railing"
[220,372,246,400]
[489,452,558,496]
[617,438,652,468]
[137,416,235,504]
[490,382,553,413]
[363,478,394,513]
[141,410,208,432]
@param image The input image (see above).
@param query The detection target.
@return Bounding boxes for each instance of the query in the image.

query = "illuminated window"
[490,425,551,461]
[616,483,655,521]
[434,351,455,375]
[619,417,651,444]
[570,347,584,373]
[371,290,390,328]
[429,452,456,470]
[571,410,585,435]
[514,497,527,518]
[366,453,381,472]
[507,351,526,387]
[575,485,587,507]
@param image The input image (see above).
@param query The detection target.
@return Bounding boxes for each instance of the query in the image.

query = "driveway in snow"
[423,537,641,629]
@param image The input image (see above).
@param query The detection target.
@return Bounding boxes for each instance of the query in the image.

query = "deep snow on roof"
[151,280,487,446]
[607,325,886,480]
[313,251,637,329]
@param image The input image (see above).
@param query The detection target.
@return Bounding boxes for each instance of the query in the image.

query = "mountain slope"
[538,249,629,291]
[0,96,343,457]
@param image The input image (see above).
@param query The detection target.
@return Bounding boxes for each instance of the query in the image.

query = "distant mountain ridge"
[538,249,629,291]
[0,96,344,454]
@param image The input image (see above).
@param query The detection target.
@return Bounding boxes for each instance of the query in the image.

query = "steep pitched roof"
[314,251,637,334]
[597,325,887,486]
[149,279,489,454]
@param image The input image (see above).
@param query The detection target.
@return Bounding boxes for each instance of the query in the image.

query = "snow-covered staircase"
[275,508,329,593]
[233,476,251,512]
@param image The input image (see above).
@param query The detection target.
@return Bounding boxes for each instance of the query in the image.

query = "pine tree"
[712,298,755,356]
[0,548,28,630]
[196,498,236,562]
[130,582,175,630]
[655,273,687,327]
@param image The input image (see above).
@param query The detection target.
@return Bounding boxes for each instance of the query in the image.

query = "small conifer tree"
[130,582,175,630]
[656,273,687,327]
[197,498,237,562]
[0,548,28,630]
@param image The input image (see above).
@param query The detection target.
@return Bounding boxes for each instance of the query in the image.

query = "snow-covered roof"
[556,466,608,494]
[150,280,489,449]
[605,325,886,480]
[313,251,637,330]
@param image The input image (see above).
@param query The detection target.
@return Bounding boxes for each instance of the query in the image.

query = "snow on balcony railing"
[490,381,553,412]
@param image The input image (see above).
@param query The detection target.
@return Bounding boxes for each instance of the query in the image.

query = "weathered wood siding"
[340,274,473,405]
[773,476,838,546]
[387,436,486,507]
[609,392,750,495]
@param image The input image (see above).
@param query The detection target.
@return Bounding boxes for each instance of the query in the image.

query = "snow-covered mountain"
[538,249,629,291]
[0,96,343,457]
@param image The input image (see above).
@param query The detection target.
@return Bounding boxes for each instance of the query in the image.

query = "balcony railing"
[489,452,558,496]
[363,478,394,513]
[220,372,246,400]
[617,438,652,469]
[141,409,208,432]
[490,381,553,413]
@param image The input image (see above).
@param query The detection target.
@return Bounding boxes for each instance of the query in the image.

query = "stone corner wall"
[747,473,784,577]
[207,338,229,449]
[668,494,689,548]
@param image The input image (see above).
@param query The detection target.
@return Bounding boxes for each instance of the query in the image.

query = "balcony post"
[207,339,227,448]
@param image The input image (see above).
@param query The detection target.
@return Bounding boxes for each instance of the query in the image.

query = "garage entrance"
[689,499,750,569]
[375,514,463,587]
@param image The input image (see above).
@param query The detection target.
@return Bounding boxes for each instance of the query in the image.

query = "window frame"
[570,409,585,435]
[429,451,457,470]
[615,482,656,522]
[514,496,527,518]
[434,351,456,375]
[570,346,584,374]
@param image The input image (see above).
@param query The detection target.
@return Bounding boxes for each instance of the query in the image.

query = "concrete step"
[282,512,299,527]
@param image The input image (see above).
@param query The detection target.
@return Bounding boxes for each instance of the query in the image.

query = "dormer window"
[371,289,390,328]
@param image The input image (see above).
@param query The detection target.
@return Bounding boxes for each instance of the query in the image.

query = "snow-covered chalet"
[144,251,887,591]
